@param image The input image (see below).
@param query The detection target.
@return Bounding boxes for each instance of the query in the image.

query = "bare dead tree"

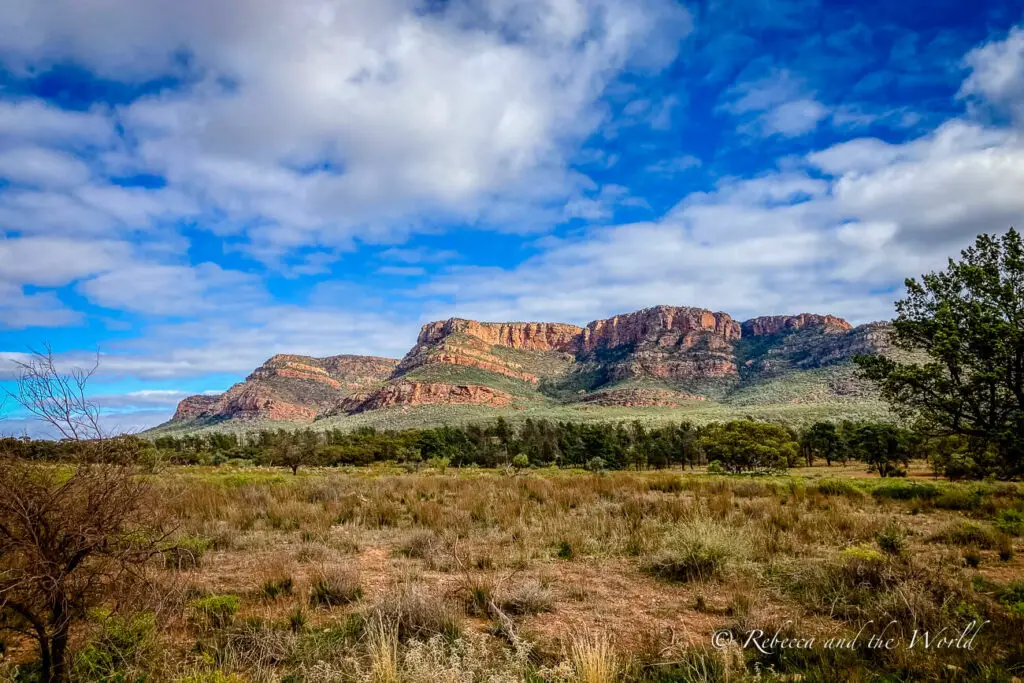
[0,348,164,683]
[6,346,103,441]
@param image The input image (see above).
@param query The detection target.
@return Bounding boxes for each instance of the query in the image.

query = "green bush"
[930,522,998,549]
[998,581,1024,615]
[875,522,907,555]
[816,478,861,497]
[706,460,725,475]
[189,595,240,630]
[164,536,213,570]
[871,481,940,501]
[511,453,530,471]
[74,612,157,681]
[934,488,984,511]
[261,576,294,600]
[699,421,797,474]
[996,509,1024,536]
[643,520,736,582]
[585,457,607,473]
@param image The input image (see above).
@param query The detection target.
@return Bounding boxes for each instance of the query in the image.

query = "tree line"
[0,416,995,478]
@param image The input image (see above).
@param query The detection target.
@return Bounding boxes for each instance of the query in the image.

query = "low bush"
[995,509,1024,536]
[163,536,213,570]
[73,611,157,681]
[642,519,739,582]
[370,581,462,642]
[309,568,362,607]
[871,481,940,501]
[875,522,907,555]
[261,576,295,600]
[929,522,998,549]
[189,595,241,630]
[497,579,553,616]
[815,478,861,497]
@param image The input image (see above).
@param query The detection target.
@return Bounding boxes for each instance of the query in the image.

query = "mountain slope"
[156,305,895,432]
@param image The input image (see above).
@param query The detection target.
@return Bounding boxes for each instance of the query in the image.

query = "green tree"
[856,228,1024,478]
[698,421,797,474]
[846,423,910,477]
[801,422,841,467]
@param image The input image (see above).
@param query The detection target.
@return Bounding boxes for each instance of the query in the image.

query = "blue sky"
[2,0,1024,435]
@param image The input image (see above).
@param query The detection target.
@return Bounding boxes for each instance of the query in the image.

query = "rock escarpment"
[172,354,398,423]
[167,307,894,427]
[395,319,583,383]
[338,382,512,414]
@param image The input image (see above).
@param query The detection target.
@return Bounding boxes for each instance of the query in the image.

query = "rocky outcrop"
[339,382,512,413]
[579,306,740,353]
[396,319,581,383]
[173,395,222,421]
[171,353,399,423]
[581,388,707,407]
[741,314,852,337]
[248,354,398,390]
[416,319,583,352]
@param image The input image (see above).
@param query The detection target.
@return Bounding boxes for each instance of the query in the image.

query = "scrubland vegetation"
[2,462,1023,682]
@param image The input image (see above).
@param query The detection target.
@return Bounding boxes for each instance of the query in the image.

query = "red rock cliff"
[579,306,740,353]
[340,382,512,413]
[416,319,584,352]
[741,314,851,337]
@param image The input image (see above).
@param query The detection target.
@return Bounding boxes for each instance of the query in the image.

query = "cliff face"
[742,314,852,337]
[172,354,398,424]
[339,382,512,413]
[395,319,582,383]
[416,319,583,352]
[167,307,893,427]
[580,306,740,353]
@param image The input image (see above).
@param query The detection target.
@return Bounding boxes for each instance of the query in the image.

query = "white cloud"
[419,113,1024,327]
[0,0,692,257]
[0,146,91,187]
[960,26,1024,123]
[0,236,130,286]
[92,389,194,408]
[78,262,264,316]
[0,283,80,329]
[719,68,831,138]
[0,99,114,146]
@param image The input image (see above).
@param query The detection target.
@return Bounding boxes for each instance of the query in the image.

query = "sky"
[1,0,1024,435]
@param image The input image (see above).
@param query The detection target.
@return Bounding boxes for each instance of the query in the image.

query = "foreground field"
[4,465,1023,682]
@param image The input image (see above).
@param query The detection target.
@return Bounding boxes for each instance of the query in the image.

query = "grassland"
[4,463,1021,682]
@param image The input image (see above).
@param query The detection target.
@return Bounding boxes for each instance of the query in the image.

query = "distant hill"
[150,305,896,435]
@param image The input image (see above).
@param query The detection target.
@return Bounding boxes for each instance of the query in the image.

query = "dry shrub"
[401,630,531,683]
[570,630,618,683]
[497,579,553,616]
[370,582,462,642]
[309,567,363,607]
[366,617,399,683]
[642,518,744,583]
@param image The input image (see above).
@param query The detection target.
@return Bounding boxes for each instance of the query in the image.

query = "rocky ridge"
[167,306,892,426]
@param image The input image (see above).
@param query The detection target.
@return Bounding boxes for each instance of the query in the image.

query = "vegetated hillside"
[153,306,896,435]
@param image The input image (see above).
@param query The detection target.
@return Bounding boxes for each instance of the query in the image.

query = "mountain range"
[154,305,896,433]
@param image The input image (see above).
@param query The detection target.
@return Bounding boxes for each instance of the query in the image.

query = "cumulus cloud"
[0,0,691,257]
[960,26,1024,124]
[420,110,1024,326]
[78,262,265,316]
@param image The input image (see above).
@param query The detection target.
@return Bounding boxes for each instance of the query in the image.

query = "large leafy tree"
[856,228,1024,478]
